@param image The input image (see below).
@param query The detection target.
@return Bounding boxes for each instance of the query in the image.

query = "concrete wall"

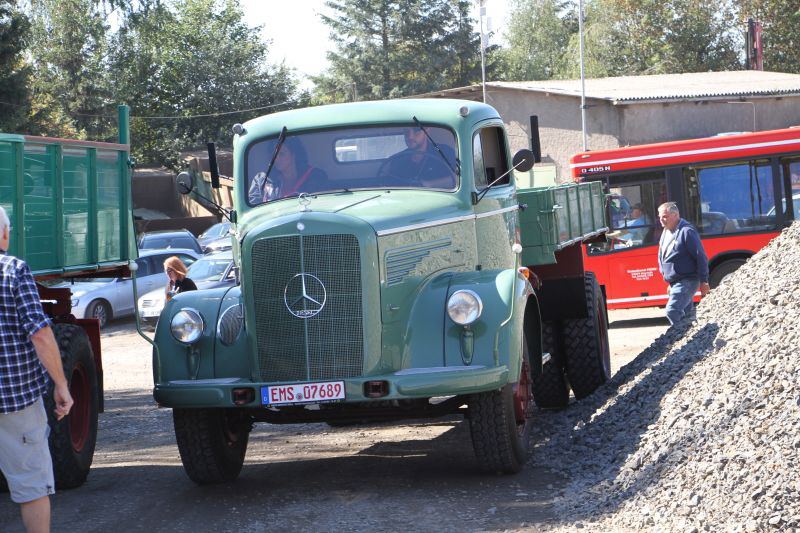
[484,88,622,182]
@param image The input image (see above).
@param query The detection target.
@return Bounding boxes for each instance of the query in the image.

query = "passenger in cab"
[248,138,328,204]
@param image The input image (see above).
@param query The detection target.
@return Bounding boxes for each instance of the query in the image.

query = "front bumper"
[153,365,509,408]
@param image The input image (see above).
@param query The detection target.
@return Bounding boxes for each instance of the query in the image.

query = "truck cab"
[154,99,610,484]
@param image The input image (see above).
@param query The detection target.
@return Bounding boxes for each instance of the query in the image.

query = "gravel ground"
[538,221,800,533]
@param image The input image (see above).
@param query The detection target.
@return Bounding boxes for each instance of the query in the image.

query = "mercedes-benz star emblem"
[284,273,327,318]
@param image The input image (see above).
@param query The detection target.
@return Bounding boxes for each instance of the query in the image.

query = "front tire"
[561,272,611,399]
[173,408,251,484]
[469,336,532,474]
[47,324,99,489]
[709,258,746,288]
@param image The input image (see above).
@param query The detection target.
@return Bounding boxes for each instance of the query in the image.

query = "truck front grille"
[251,234,363,382]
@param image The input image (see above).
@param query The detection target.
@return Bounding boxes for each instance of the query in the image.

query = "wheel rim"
[512,359,532,433]
[92,303,107,327]
[69,364,90,452]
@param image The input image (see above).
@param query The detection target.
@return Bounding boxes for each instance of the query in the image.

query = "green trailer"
[153,99,609,483]
[0,106,134,488]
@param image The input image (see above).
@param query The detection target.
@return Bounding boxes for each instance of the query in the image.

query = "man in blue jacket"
[657,202,710,326]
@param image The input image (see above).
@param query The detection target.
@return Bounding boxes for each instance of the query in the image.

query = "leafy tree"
[108,0,300,167]
[26,0,112,138]
[496,0,577,81]
[0,0,30,131]
[314,0,488,102]
[559,0,740,78]
[739,0,800,73]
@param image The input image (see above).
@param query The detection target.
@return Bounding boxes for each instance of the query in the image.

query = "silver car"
[58,248,200,328]
[138,251,236,327]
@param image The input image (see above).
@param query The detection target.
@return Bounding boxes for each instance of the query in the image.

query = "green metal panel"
[0,124,131,277]
[517,182,608,266]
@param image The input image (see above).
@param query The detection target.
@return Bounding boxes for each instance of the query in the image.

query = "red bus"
[571,127,800,309]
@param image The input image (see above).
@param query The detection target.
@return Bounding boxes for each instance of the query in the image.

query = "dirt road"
[0,308,668,533]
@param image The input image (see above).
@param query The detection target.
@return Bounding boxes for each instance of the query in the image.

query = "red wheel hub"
[68,364,90,452]
[512,359,532,431]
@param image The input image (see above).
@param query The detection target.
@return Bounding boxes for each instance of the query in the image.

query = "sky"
[239,0,511,88]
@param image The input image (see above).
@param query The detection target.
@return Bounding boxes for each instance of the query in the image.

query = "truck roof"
[240,99,501,139]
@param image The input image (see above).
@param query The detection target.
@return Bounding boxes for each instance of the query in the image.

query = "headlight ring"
[447,289,483,326]
[170,308,205,344]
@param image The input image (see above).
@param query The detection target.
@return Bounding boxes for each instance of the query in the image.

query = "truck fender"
[153,286,235,383]
[439,269,532,377]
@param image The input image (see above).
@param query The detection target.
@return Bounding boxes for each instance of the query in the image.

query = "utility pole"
[479,0,487,103]
[578,0,588,151]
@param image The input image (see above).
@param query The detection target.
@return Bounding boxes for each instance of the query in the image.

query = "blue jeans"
[666,279,700,326]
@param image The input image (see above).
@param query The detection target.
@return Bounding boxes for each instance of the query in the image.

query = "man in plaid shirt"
[0,206,73,533]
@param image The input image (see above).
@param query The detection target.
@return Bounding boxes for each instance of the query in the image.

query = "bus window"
[778,157,800,220]
[683,160,775,236]
[588,176,665,254]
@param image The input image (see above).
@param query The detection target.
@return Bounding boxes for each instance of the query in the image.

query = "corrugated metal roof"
[419,71,800,104]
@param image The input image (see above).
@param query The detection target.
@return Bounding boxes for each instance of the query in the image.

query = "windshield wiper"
[412,116,460,175]
[264,126,288,180]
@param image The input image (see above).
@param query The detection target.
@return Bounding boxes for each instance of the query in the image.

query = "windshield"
[140,236,196,250]
[199,222,230,240]
[246,125,459,205]
[187,257,231,281]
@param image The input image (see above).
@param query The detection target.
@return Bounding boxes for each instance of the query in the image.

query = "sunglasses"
[165,267,177,274]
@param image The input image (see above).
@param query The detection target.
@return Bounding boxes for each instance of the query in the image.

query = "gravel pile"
[533,221,800,533]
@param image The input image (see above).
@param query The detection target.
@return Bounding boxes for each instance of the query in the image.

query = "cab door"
[472,124,518,271]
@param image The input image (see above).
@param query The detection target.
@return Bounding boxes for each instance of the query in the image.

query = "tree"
[26,0,112,138]
[108,0,300,167]
[496,0,577,81]
[559,0,740,78]
[0,0,30,131]
[313,0,487,102]
[739,0,800,73]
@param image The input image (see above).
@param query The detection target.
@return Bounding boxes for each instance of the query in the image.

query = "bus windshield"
[245,125,459,206]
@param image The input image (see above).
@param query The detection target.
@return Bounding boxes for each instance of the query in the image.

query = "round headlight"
[171,308,204,344]
[447,290,483,326]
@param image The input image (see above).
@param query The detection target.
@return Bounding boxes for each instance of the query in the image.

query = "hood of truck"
[238,190,468,237]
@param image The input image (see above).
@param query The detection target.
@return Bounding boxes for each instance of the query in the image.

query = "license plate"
[140,309,161,318]
[262,381,345,406]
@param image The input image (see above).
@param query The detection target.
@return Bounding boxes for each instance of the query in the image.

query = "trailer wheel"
[46,323,99,489]
[709,258,746,288]
[561,272,611,399]
[469,336,532,474]
[532,320,570,408]
[173,408,251,484]
[85,299,111,329]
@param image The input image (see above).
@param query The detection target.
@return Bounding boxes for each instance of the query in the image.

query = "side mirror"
[512,149,535,173]
[176,172,194,195]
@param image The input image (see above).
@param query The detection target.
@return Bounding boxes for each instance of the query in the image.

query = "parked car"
[138,229,203,255]
[198,221,232,253]
[138,251,237,328]
[58,249,201,328]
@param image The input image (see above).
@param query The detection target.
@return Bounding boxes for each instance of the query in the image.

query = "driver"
[381,127,457,189]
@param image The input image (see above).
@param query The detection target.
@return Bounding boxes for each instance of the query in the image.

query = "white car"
[58,249,200,328]
[138,251,237,327]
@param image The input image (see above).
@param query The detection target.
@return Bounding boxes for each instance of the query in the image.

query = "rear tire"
[532,320,569,408]
[173,408,251,484]
[561,273,611,399]
[709,258,746,288]
[47,324,99,489]
[469,336,532,474]
[85,300,111,329]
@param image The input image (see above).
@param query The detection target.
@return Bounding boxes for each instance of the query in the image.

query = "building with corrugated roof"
[417,71,800,184]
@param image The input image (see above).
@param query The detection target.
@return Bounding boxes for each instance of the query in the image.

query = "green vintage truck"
[153,99,610,483]
[0,106,135,488]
